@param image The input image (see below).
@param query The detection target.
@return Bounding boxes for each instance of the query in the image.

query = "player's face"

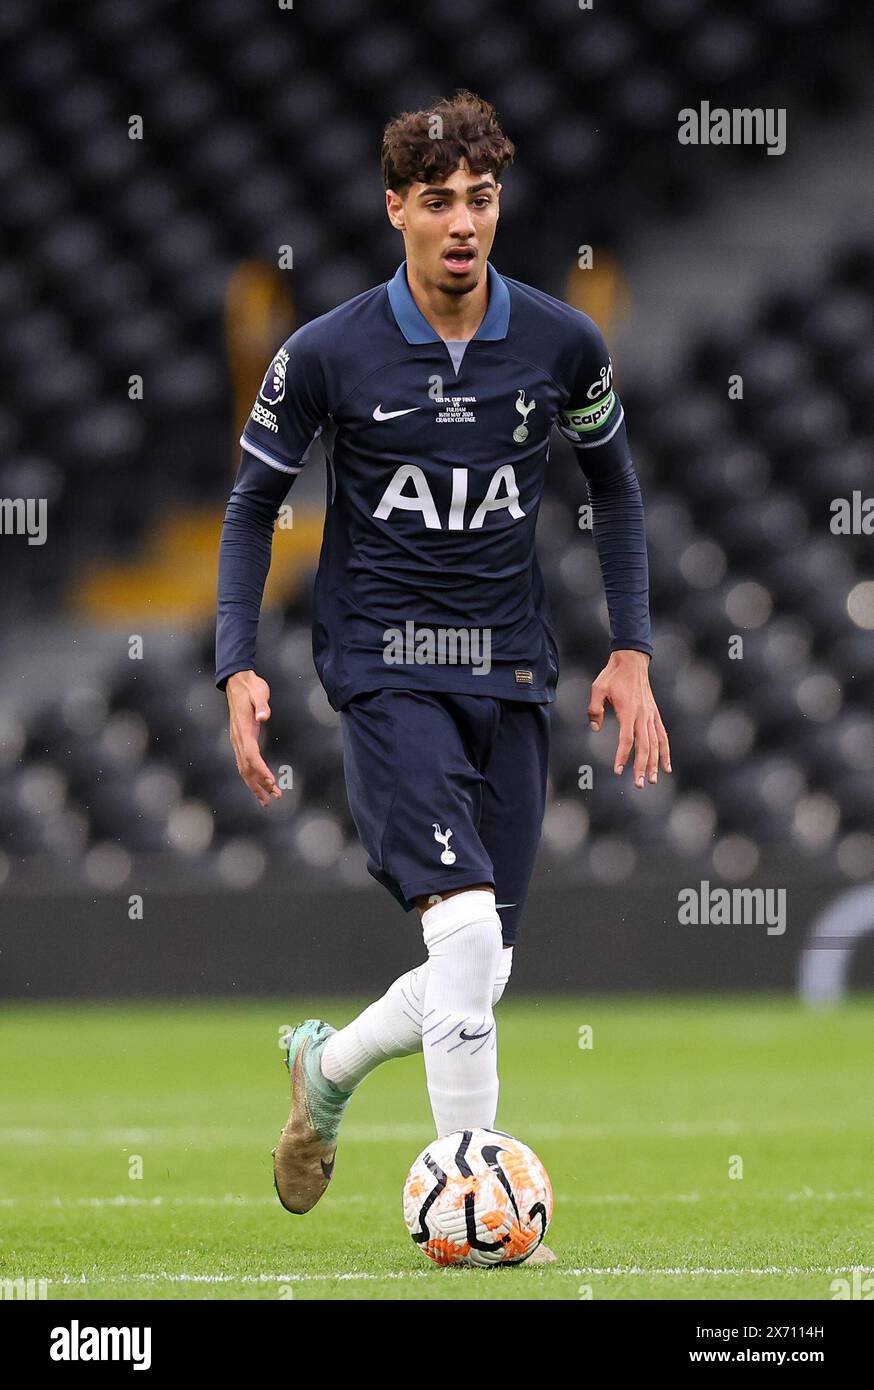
[387,160,501,296]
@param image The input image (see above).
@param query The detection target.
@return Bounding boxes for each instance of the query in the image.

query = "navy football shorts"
[339,687,550,946]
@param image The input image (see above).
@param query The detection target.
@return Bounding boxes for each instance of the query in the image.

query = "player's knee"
[420,889,502,1003]
[421,888,501,948]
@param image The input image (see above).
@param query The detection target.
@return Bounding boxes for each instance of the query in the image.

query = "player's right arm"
[215,326,328,805]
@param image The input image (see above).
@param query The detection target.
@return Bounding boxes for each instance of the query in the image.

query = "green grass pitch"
[1,996,872,1301]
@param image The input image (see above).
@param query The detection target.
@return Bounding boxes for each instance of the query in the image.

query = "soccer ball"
[402,1127,553,1267]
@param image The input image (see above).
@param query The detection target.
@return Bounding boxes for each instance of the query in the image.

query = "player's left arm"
[555,320,671,789]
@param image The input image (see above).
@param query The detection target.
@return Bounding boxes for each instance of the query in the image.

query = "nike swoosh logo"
[373,405,422,421]
[459,1026,494,1042]
[321,1153,336,1179]
[495,903,517,910]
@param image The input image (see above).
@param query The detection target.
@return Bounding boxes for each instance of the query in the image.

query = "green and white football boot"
[272,1019,354,1215]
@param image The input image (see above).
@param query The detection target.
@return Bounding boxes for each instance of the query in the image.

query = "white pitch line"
[3,1117,870,1145]
[565,1266,874,1277]
[0,1194,367,1208]
[46,1264,874,1287]
[51,1272,432,1285]
[1,1123,723,1144]
[1,1189,868,1210]
[560,1189,870,1205]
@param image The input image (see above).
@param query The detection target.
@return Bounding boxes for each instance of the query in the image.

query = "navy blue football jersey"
[216,260,652,708]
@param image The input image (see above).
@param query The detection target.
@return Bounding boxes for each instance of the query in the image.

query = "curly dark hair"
[382,89,515,194]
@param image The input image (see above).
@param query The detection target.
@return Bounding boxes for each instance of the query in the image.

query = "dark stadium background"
[1,0,873,1000]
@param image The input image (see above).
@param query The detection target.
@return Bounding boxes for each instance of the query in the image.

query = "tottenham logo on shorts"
[432,823,456,865]
[512,389,536,443]
[259,347,290,405]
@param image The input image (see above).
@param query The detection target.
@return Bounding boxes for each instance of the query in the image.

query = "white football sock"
[419,889,503,1136]
[320,944,513,1091]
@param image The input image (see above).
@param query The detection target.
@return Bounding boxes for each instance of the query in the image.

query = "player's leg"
[323,692,508,1135]
[414,883,504,1134]
[273,690,500,1210]
[320,883,514,1088]
[280,890,509,1212]
[327,693,507,1135]
[410,698,550,1138]
[318,696,548,1102]
[350,693,549,1082]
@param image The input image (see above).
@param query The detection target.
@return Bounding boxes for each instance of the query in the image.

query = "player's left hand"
[587,649,672,789]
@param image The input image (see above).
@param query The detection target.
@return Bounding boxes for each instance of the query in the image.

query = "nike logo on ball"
[373,404,421,420]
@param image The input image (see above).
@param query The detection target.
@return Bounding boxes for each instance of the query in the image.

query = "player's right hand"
[225,670,282,807]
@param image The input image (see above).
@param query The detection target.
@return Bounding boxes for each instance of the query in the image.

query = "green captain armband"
[559,389,618,435]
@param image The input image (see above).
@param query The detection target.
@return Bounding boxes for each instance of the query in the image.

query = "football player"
[216,90,671,1258]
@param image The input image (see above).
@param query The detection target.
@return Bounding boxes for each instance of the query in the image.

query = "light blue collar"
[386,259,510,344]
